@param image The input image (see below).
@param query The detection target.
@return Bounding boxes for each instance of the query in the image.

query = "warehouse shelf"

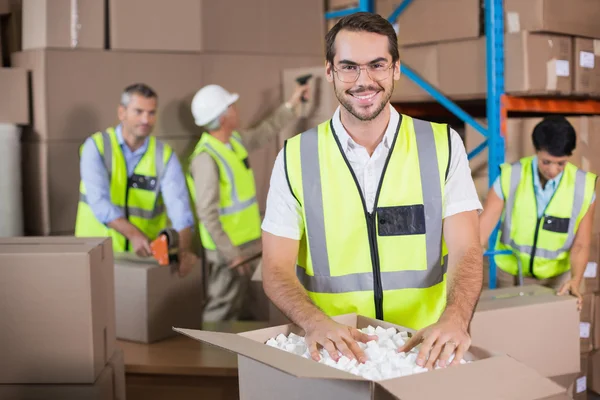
[325,0,600,289]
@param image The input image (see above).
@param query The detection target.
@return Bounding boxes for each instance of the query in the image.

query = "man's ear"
[326,62,334,83]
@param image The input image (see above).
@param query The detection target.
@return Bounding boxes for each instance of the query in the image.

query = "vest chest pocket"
[377,205,426,236]
[128,174,158,191]
[542,216,569,234]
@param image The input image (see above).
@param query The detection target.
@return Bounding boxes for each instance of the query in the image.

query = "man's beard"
[334,80,394,122]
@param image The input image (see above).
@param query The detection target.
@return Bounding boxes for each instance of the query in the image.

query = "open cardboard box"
[175,313,568,399]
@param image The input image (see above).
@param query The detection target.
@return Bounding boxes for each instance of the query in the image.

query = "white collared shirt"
[261,105,482,240]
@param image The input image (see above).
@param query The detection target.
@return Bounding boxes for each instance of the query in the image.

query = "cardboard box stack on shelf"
[324,0,600,102]
[0,237,125,399]
[10,0,325,236]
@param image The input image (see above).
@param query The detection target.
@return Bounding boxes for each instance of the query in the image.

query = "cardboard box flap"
[476,285,575,312]
[174,328,362,381]
[376,355,565,399]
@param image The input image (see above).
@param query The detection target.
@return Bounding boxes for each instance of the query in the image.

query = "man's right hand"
[304,316,377,363]
[130,231,152,257]
[229,255,253,276]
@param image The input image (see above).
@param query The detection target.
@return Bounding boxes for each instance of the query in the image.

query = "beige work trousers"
[202,245,266,322]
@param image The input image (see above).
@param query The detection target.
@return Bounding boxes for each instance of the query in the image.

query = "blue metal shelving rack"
[325,0,505,288]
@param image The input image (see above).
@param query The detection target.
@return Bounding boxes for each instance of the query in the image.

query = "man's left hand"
[177,251,198,278]
[558,279,583,311]
[398,314,470,370]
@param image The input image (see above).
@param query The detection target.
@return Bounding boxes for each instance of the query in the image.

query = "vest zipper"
[529,217,542,278]
[367,212,384,319]
[328,117,402,322]
[124,178,131,252]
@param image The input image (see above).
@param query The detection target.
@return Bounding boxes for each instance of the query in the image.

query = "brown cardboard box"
[22,0,104,50]
[505,32,573,95]
[0,349,126,400]
[12,49,205,142]
[581,294,595,353]
[589,350,600,394]
[471,285,580,378]
[175,313,567,399]
[573,38,600,95]
[393,0,481,46]
[505,0,600,39]
[581,234,600,295]
[109,0,324,56]
[327,0,356,10]
[594,294,600,350]
[0,237,116,383]
[0,67,28,123]
[438,37,486,99]
[393,44,439,102]
[114,254,204,344]
[21,140,80,235]
[552,352,590,400]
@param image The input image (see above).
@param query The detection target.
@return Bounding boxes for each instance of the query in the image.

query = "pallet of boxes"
[0,237,125,399]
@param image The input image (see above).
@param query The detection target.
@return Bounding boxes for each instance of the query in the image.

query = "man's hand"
[130,231,152,257]
[229,255,253,276]
[177,251,198,278]
[287,84,310,108]
[304,316,377,363]
[558,279,583,311]
[399,314,470,370]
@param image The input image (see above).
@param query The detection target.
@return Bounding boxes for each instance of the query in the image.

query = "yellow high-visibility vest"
[285,116,449,330]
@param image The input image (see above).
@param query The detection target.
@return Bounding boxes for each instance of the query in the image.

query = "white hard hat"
[191,84,239,127]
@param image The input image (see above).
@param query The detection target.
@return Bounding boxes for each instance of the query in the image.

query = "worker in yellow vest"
[187,83,309,322]
[480,116,597,310]
[76,83,198,276]
[261,12,483,370]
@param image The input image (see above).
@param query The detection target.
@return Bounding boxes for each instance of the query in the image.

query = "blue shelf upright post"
[485,0,506,289]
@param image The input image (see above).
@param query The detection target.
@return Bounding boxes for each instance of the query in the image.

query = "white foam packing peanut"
[265,326,468,381]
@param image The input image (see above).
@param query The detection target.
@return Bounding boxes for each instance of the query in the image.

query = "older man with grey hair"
[187,83,308,321]
[76,83,198,276]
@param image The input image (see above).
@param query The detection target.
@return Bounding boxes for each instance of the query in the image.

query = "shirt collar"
[115,124,150,155]
[532,155,562,191]
[331,105,400,152]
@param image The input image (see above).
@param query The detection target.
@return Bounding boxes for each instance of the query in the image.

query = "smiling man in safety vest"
[261,12,483,370]
[75,83,198,276]
[480,116,597,310]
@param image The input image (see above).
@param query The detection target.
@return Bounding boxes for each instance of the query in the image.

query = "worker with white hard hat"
[187,82,309,322]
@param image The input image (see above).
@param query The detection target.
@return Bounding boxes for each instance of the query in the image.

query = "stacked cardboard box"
[114,254,204,343]
[322,0,600,102]
[12,0,324,236]
[0,237,125,399]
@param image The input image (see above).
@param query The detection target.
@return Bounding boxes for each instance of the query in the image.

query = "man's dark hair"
[325,12,399,65]
[120,83,158,106]
[532,115,577,157]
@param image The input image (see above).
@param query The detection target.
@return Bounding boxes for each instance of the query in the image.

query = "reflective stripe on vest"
[295,119,447,294]
[78,193,166,219]
[203,142,257,215]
